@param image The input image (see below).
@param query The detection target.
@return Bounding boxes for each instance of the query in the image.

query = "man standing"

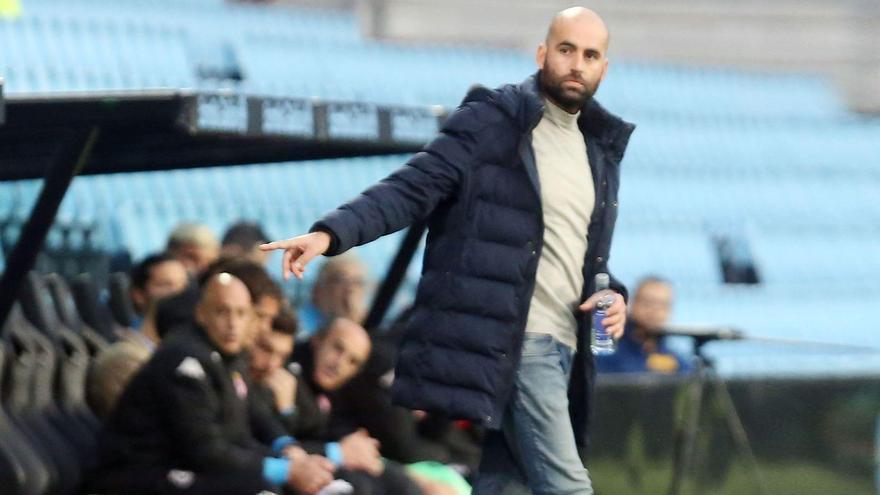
[262,7,633,494]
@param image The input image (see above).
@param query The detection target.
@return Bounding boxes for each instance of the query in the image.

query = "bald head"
[546,7,609,49]
[196,273,253,355]
[537,7,610,112]
[311,318,371,391]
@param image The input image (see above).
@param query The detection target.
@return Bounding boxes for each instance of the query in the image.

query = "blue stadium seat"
[1,0,879,377]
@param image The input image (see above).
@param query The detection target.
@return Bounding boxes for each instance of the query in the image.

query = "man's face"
[174,243,220,276]
[246,295,281,350]
[249,330,294,383]
[195,275,253,355]
[219,244,270,267]
[248,246,270,266]
[311,320,371,391]
[314,262,368,322]
[131,259,189,314]
[536,15,609,111]
[630,282,674,332]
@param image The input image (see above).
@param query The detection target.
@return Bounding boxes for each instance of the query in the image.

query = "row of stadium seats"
[672,284,880,378]
[1,0,878,378]
[1,152,877,246]
[0,271,117,495]
[0,266,207,495]
[0,0,853,121]
[623,119,880,174]
[0,14,193,92]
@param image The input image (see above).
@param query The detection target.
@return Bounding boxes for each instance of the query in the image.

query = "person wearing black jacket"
[330,309,483,475]
[91,273,334,495]
[250,315,428,495]
[261,7,633,494]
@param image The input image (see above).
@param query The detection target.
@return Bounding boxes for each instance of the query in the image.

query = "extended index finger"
[259,240,288,251]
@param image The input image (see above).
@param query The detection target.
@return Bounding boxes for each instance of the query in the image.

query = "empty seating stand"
[0,267,118,495]
[0,0,878,377]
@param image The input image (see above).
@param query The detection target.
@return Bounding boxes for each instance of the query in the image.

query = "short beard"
[539,64,598,113]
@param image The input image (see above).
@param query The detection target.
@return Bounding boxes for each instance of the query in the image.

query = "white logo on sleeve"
[167,469,196,488]
[380,370,395,389]
[176,357,206,380]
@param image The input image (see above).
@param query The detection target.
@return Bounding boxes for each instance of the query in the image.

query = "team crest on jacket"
[232,371,248,399]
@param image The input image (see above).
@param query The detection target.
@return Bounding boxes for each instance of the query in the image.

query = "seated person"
[330,308,482,475]
[127,252,190,349]
[87,254,189,418]
[167,222,221,277]
[249,314,426,495]
[222,221,271,267]
[87,340,152,419]
[297,255,368,341]
[155,257,285,343]
[206,257,286,350]
[91,273,333,495]
[249,308,299,427]
[597,276,691,374]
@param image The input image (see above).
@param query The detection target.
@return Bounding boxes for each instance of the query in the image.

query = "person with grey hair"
[166,222,221,277]
[297,254,369,341]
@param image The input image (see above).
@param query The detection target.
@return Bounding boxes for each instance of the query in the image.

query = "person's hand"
[579,290,626,339]
[264,368,297,412]
[260,231,332,281]
[286,448,334,495]
[339,429,384,476]
[284,445,309,464]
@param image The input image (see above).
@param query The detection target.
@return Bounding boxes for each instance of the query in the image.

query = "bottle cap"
[595,273,610,291]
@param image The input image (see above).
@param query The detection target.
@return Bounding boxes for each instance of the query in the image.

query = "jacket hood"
[461,71,636,161]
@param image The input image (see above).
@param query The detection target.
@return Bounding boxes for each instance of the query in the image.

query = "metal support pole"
[0,127,99,332]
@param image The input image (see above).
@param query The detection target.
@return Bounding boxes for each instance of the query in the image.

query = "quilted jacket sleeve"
[311,102,488,255]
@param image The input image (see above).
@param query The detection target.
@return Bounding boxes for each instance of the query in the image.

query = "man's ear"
[536,43,547,69]
[131,287,147,313]
[194,302,206,327]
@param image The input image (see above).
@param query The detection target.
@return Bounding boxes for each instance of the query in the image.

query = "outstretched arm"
[261,103,486,280]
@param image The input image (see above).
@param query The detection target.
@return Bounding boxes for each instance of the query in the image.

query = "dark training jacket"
[313,72,635,448]
[98,326,283,476]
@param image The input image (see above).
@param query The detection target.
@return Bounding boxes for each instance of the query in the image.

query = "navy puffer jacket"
[312,72,634,448]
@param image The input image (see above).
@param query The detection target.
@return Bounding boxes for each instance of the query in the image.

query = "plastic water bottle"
[590,273,616,355]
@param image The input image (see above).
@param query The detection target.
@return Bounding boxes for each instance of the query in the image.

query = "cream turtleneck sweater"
[524,98,595,350]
